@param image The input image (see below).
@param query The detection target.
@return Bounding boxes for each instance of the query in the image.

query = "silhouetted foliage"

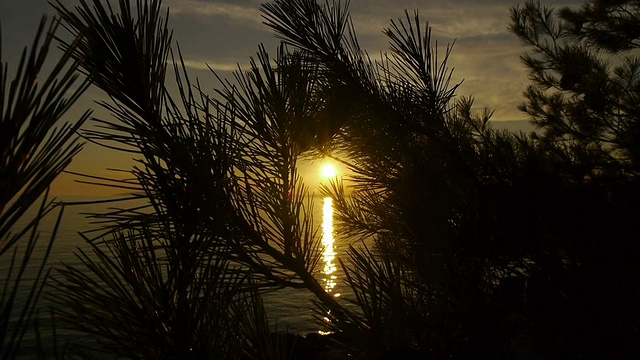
[560,0,640,52]
[0,15,89,359]
[47,0,347,358]
[510,0,640,357]
[264,0,640,358]
[26,0,640,358]
[511,0,640,175]
[260,1,543,358]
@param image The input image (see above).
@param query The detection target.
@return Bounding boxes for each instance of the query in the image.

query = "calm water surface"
[252,196,348,334]
[2,195,349,355]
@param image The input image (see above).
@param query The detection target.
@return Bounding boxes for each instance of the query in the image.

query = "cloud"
[346,0,586,43]
[165,0,263,26]
[329,1,538,121]
[350,4,510,38]
[171,58,248,72]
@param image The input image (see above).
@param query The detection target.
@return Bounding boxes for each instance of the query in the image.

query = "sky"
[1,0,582,196]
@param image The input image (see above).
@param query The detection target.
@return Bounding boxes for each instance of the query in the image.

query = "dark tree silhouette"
[32,0,640,358]
[510,0,640,175]
[260,1,547,358]
[0,16,89,359]
[47,0,350,358]
[509,0,640,357]
[560,0,640,52]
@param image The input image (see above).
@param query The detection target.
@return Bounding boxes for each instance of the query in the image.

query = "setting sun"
[321,163,337,179]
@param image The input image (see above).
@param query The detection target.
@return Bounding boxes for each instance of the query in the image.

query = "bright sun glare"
[321,164,337,179]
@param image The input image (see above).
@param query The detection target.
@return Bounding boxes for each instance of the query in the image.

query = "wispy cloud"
[171,58,248,72]
[157,0,539,120]
[340,1,532,120]
[350,4,510,39]
[165,0,263,26]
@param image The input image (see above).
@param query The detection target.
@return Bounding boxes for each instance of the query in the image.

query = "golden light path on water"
[317,161,340,333]
[320,196,339,334]
[322,197,339,296]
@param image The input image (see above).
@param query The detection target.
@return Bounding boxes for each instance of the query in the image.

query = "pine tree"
[510,0,640,176]
[510,1,640,357]
[0,16,89,358]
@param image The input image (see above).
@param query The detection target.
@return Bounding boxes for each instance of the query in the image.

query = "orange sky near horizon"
[50,143,346,198]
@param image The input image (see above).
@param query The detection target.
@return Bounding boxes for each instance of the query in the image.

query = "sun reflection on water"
[320,196,340,335]
[322,197,339,296]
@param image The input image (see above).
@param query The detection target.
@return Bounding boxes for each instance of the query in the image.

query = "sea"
[1,195,352,357]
